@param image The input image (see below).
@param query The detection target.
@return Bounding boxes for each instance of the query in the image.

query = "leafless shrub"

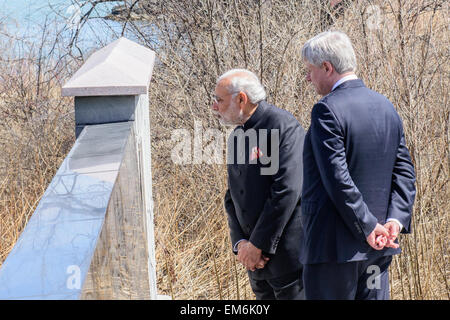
[0,15,76,265]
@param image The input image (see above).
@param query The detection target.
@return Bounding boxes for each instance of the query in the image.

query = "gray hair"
[217,69,266,104]
[302,30,357,74]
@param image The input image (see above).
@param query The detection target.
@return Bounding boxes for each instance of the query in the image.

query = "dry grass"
[0,19,77,264]
[0,0,448,300]
[148,0,449,300]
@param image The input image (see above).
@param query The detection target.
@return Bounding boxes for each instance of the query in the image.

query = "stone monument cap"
[62,37,155,96]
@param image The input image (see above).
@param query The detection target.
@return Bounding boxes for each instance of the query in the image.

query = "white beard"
[215,100,245,126]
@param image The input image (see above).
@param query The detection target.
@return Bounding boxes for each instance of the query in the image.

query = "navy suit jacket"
[225,100,306,279]
[301,79,416,264]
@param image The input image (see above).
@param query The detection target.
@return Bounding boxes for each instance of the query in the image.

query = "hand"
[366,223,390,250]
[237,241,269,268]
[383,221,400,249]
[375,234,387,247]
[254,255,270,270]
[237,241,269,271]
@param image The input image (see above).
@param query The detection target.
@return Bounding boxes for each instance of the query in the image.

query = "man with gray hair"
[300,31,416,299]
[212,69,306,299]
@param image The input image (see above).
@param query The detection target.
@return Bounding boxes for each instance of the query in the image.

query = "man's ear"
[323,61,334,75]
[237,91,248,105]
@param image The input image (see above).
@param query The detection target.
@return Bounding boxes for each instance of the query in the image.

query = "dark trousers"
[303,255,392,300]
[248,269,305,300]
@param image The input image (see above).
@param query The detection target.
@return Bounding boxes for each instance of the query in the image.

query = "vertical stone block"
[81,129,151,299]
[74,96,137,138]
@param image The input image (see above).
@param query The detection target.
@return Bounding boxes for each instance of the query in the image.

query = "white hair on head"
[217,69,266,104]
[302,30,357,74]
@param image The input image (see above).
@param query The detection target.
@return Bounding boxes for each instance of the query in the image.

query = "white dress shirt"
[331,74,359,91]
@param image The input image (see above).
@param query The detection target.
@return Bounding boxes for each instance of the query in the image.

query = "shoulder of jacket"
[318,87,349,105]
[265,103,300,126]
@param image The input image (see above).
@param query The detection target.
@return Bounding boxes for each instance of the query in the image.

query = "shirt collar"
[332,74,359,91]
[242,100,268,130]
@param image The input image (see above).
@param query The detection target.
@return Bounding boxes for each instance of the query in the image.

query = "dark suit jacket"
[301,79,416,264]
[225,100,306,280]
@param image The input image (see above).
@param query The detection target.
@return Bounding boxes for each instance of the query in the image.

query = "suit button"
[237,169,241,176]
[240,190,244,195]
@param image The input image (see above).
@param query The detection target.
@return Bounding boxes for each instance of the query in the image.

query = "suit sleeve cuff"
[386,218,404,232]
[233,239,247,253]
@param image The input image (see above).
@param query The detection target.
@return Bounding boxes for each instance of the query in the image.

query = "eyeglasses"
[212,92,239,104]
[212,95,222,104]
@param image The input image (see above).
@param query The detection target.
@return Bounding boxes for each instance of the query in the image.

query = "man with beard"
[211,69,306,299]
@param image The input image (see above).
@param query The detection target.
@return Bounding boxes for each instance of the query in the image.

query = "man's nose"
[211,101,218,111]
